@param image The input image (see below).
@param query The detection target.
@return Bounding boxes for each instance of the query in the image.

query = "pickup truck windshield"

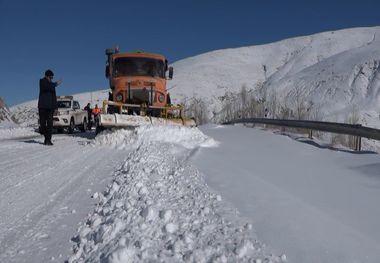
[114,57,165,78]
[57,101,71,108]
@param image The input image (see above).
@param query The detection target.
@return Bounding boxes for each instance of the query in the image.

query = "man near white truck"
[38,70,63,146]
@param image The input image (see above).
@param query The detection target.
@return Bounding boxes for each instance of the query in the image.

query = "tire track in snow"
[0,134,127,263]
[0,133,71,171]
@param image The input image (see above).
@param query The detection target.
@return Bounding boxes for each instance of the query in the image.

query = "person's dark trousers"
[88,113,92,129]
[39,108,54,143]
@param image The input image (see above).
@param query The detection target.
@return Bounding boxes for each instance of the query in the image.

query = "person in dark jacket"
[38,69,62,145]
[84,103,92,129]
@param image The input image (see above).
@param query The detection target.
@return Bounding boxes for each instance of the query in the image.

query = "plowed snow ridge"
[69,125,286,262]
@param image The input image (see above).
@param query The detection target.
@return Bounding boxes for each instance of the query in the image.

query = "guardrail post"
[354,136,362,152]
[308,129,313,139]
[357,136,362,152]
[354,136,358,151]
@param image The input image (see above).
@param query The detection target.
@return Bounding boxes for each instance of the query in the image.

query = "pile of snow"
[93,124,219,150]
[68,126,285,262]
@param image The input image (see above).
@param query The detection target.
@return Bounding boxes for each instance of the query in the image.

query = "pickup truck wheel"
[68,118,75,134]
[80,118,87,132]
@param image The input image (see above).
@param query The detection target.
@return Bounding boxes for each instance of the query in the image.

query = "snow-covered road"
[0,132,126,262]
[4,124,378,262]
[1,126,286,263]
[193,125,380,263]
[68,126,284,263]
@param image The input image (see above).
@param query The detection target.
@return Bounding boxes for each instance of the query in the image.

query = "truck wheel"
[57,128,64,133]
[95,121,104,135]
[68,118,75,134]
[80,118,87,132]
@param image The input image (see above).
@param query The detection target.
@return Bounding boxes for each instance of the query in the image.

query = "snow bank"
[93,124,219,150]
[69,126,284,262]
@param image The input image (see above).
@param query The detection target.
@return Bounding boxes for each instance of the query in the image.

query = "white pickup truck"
[53,96,88,133]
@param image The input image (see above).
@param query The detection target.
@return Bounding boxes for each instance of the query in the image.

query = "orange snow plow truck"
[96,48,195,134]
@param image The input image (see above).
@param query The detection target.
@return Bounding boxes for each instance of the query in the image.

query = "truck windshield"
[114,57,165,78]
[57,101,71,108]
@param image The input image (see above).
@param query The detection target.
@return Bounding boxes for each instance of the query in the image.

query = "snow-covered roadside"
[0,132,127,263]
[68,125,286,263]
[0,126,38,140]
[193,124,380,263]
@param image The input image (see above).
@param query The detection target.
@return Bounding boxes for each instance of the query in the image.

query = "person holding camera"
[38,69,63,146]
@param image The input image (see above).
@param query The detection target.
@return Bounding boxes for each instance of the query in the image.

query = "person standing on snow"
[84,102,92,129]
[92,104,101,126]
[38,69,62,146]
[92,104,101,116]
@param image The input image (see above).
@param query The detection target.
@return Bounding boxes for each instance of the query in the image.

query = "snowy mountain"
[170,26,380,126]
[10,26,380,128]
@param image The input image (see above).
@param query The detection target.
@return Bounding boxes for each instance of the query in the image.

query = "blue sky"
[1,0,380,106]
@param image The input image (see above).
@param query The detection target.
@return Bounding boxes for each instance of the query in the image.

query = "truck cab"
[105,49,173,117]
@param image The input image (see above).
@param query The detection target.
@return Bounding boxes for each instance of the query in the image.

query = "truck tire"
[95,121,104,135]
[80,118,87,132]
[68,118,75,134]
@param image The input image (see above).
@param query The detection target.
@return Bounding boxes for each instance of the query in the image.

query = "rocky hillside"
[0,97,18,128]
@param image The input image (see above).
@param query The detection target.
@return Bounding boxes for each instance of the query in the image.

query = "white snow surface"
[1,121,380,262]
[193,124,380,263]
[0,127,38,140]
[0,131,126,263]
[68,125,282,262]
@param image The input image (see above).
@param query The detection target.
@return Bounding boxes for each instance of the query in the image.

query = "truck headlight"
[116,94,123,102]
[158,94,165,103]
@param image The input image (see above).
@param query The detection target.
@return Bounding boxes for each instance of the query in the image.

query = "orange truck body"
[105,49,172,116]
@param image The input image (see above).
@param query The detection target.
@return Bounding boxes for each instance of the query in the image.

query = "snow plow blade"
[95,100,196,134]
[99,114,196,128]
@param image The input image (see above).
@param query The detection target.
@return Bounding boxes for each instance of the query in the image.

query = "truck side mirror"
[168,67,173,79]
[105,65,110,78]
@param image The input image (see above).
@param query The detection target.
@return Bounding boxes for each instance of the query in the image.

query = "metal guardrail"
[223,118,380,151]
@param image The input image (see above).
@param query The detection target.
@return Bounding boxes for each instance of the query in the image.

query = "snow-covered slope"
[10,26,380,128]
[170,26,380,126]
